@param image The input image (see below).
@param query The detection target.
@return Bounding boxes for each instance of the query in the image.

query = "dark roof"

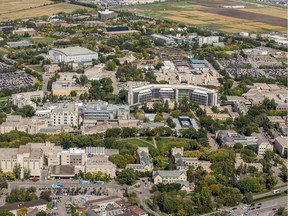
[106,26,129,32]
[0,199,48,211]
[50,165,75,176]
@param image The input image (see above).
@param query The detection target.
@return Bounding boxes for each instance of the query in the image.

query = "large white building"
[198,36,219,47]
[50,103,79,127]
[128,84,218,106]
[12,91,44,109]
[48,46,98,66]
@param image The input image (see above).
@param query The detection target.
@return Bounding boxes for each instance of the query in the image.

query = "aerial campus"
[0,0,287,215]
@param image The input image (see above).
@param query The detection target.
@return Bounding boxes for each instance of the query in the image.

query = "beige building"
[12,91,44,109]
[235,154,263,172]
[252,133,273,155]
[153,170,187,184]
[0,144,44,178]
[50,103,79,127]
[44,64,60,73]
[12,28,36,36]
[0,115,48,134]
[126,147,153,171]
[85,156,116,177]
[202,106,231,121]
[274,136,288,156]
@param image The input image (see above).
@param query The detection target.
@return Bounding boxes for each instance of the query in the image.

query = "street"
[253,185,287,200]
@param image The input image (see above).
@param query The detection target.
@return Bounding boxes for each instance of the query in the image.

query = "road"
[230,196,287,216]
[253,186,287,200]
[208,133,218,151]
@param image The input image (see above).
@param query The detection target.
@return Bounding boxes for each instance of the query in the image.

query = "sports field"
[120,0,287,33]
[0,1,89,21]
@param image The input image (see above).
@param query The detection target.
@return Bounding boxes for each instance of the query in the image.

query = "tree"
[105,60,116,71]
[17,208,28,216]
[116,169,137,185]
[265,175,278,189]
[166,117,176,128]
[40,191,51,202]
[243,192,253,204]
[154,113,163,122]
[36,211,48,216]
[109,155,127,169]
[23,168,30,180]
[79,75,88,86]
[153,155,165,168]
[164,100,170,112]
[0,210,14,216]
[13,163,21,179]
[18,105,35,117]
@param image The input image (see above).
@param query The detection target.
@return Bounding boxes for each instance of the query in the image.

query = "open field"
[21,36,55,44]
[156,138,192,154]
[120,0,287,33]
[0,1,89,22]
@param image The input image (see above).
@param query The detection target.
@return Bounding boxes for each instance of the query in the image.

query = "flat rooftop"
[52,46,97,56]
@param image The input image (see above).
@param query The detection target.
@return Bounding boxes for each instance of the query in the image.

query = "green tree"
[40,191,51,202]
[105,60,116,71]
[109,154,127,169]
[243,192,253,204]
[116,169,137,185]
[79,75,88,86]
[154,113,163,122]
[13,163,21,179]
[18,105,35,117]
[0,210,14,216]
[36,211,48,216]
[23,168,30,180]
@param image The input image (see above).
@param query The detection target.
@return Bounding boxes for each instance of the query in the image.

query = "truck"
[79,180,90,184]
[52,184,63,188]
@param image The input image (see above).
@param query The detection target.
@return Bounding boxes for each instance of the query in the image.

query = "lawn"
[29,65,45,73]
[22,37,55,44]
[156,138,192,154]
[118,138,155,150]
[119,0,287,33]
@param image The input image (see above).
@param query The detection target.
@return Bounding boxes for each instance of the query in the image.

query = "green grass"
[253,191,287,203]
[118,138,155,150]
[156,138,192,154]
[29,65,44,73]
[0,96,11,102]
[21,36,55,44]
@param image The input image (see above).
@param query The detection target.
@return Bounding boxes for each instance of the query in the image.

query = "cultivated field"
[120,0,287,33]
[0,1,89,21]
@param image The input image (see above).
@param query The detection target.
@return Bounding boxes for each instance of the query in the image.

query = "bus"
[52,184,63,188]
[93,180,104,185]
[79,180,90,184]
[273,189,281,194]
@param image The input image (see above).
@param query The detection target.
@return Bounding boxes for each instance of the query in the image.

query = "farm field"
[0,1,89,21]
[120,0,287,33]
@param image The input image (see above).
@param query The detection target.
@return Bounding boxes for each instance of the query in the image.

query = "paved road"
[208,133,218,151]
[253,186,287,200]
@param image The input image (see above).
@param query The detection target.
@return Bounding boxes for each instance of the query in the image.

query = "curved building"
[128,84,218,106]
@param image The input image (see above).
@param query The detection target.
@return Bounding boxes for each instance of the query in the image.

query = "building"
[128,84,218,106]
[0,115,48,134]
[0,144,44,178]
[48,46,98,66]
[52,81,89,96]
[81,103,130,122]
[6,40,31,48]
[0,199,48,215]
[43,64,60,73]
[12,28,36,36]
[216,130,258,147]
[98,10,115,20]
[85,156,117,177]
[253,133,273,155]
[153,170,187,184]
[85,147,118,177]
[239,32,249,37]
[150,34,175,45]
[50,103,79,127]
[235,154,263,172]
[12,91,44,109]
[126,147,153,171]
[274,136,288,156]
[198,36,219,47]
[104,26,140,35]
[86,196,122,211]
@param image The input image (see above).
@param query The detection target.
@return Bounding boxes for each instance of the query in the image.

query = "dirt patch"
[202,9,287,27]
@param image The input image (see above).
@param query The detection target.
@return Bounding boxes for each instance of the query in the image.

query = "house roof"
[0,199,48,211]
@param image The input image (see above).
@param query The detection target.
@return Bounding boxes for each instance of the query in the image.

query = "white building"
[12,91,44,109]
[198,36,219,47]
[153,170,187,184]
[50,103,79,127]
[274,136,288,156]
[48,46,98,66]
[240,32,249,37]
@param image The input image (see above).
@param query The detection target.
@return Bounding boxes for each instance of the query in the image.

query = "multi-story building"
[48,46,98,66]
[274,136,288,156]
[150,34,175,45]
[126,147,153,171]
[253,133,273,155]
[50,103,79,127]
[12,91,44,109]
[128,84,218,106]
[85,156,117,177]
[81,103,130,122]
[98,10,115,20]
[216,130,258,147]
[12,28,36,36]
[153,170,187,184]
[198,36,219,47]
